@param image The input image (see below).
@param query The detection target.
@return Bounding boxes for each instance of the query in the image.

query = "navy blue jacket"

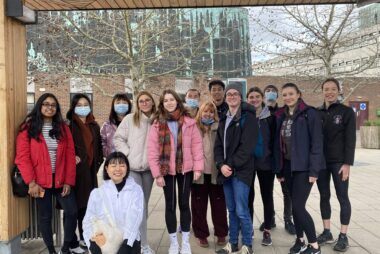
[273,100,325,178]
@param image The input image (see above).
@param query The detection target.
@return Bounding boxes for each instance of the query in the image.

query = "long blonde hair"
[195,101,219,135]
[133,91,156,127]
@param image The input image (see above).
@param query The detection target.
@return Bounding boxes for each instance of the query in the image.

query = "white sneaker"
[180,242,191,254]
[79,240,87,248]
[168,243,180,254]
[69,246,85,254]
[142,245,155,254]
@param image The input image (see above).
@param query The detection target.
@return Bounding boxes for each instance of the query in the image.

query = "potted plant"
[360,120,380,149]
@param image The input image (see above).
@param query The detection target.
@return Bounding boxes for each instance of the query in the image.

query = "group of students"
[14,77,355,254]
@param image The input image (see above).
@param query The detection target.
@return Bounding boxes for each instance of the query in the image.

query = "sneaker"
[259,217,276,231]
[79,240,87,248]
[289,238,307,254]
[285,220,296,235]
[142,245,156,254]
[197,238,209,248]
[169,243,180,254]
[215,242,239,254]
[217,237,227,246]
[180,242,191,254]
[302,244,321,254]
[333,233,349,252]
[317,230,334,245]
[69,246,85,254]
[262,231,272,246]
[240,245,254,254]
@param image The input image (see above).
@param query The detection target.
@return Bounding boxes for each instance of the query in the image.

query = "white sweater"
[82,178,144,247]
[113,113,152,171]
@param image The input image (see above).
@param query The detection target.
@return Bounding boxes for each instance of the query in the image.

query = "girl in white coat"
[82,152,144,254]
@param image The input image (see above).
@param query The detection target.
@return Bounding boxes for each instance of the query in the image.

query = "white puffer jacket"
[82,178,144,248]
[113,113,152,171]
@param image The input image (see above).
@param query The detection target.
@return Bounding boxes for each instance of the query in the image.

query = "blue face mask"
[201,117,215,126]
[74,106,91,117]
[185,98,199,109]
[265,91,277,102]
[114,104,129,115]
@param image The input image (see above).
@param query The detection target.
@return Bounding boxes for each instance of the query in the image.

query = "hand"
[309,176,318,183]
[61,184,71,197]
[91,232,106,247]
[75,156,81,165]
[193,171,202,181]
[28,182,43,198]
[156,176,165,187]
[277,177,285,183]
[221,165,232,177]
[339,164,350,181]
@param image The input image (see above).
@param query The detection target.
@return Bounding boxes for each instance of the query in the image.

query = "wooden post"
[0,0,29,241]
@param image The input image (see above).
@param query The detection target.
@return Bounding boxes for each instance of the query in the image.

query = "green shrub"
[363,120,380,126]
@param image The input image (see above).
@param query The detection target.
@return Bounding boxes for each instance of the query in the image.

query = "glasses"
[138,99,152,104]
[226,92,240,98]
[42,103,57,109]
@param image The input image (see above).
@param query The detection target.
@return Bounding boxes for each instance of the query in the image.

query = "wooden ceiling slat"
[133,0,148,8]
[89,1,103,8]
[205,0,214,6]
[38,0,64,9]
[187,0,198,7]
[168,0,180,7]
[26,0,50,10]
[150,0,163,8]
[213,0,224,6]
[239,0,251,5]
[113,0,127,8]
[24,1,41,10]
[178,0,189,7]
[223,0,233,6]
[103,0,120,8]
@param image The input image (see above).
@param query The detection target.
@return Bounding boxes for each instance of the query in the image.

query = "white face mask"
[265,91,277,102]
[74,106,91,117]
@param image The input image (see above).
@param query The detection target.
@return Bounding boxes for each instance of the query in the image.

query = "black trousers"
[248,170,275,230]
[89,240,141,254]
[163,172,193,233]
[317,163,351,225]
[284,160,317,243]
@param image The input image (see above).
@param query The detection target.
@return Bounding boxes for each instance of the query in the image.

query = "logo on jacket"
[333,115,342,125]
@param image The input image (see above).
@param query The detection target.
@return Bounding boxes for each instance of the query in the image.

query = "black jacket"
[214,102,258,186]
[217,101,229,120]
[318,102,356,165]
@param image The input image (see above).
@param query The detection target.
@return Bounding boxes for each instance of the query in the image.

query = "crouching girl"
[83,152,144,254]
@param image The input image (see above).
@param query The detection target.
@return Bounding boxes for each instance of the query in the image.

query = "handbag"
[11,165,28,197]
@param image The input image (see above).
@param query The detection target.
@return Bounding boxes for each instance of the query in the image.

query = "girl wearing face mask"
[100,93,132,157]
[66,93,104,249]
[113,91,157,254]
[191,101,228,249]
[147,89,204,254]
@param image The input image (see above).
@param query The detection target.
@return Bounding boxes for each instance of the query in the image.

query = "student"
[66,93,104,248]
[246,87,276,246]
[274,83,324,254]
[15,93,77,254]
[114,91,157,254]
[317,78,356,252]
[214,84,258,254]
[209,80,228,119]
[147,89,204,254]
[100,93,132,157]
[191,101,228,248]
[263,84,296,235]
[82,152,144,254]
[185,88,201,118]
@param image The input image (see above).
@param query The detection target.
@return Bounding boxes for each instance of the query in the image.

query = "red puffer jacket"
[15,124,76,188]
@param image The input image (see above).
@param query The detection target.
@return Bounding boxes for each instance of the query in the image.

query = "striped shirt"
[42,123,58,173]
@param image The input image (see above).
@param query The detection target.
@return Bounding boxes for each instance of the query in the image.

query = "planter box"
[360,126,380,149]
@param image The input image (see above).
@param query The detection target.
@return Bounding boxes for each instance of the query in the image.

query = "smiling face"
[163,93,178,113]
[41,97,57,120]
[247,91,263,109]
[323,81,339,104]
[201,107,215,120]
[282,87,301,108]
[186,90,200,101]
[106,161,128,184]
[138,94,153,114]
[225,89,241,109]
[210,84,225,105]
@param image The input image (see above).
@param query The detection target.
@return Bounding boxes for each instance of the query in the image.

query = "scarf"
[158,108,184,176]
[73,114,95,167]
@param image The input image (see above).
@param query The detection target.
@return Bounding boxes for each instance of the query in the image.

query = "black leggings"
[317,163,351,225]
[89,239,141,254]
[163,172,193,233]
[284,160,317,243]
[248,170,275,230]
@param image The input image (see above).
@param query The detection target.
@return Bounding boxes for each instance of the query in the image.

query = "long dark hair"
[20,93,64,141]
[66,93,92,121]
[103,152,130,181]
[109,93,132,124]
[153,89,189,122]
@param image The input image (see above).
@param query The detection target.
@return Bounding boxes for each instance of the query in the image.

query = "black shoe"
[289,238,307,254]
[58,249,71,254]
[317,230,334,245]
[216,242,239,254]
[262,231,272,246]
[259,217,276,231]
[285,220,296,235]
[333,233,349,252]
[302,244,321,254]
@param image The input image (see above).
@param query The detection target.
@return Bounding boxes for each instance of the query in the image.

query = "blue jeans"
[223,177,252,246]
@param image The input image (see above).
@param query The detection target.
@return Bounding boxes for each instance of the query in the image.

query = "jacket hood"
[318,101,340,110]
[102,177,137,192]
[274,99,310,118]
[258,106,271,120]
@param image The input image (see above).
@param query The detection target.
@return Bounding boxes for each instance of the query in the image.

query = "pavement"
[21,147,380,254]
